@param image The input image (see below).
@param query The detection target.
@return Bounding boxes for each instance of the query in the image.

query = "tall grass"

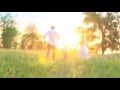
[0,49,120,78]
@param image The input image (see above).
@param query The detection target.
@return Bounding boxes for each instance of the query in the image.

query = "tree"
[25,23,37,34]
[0,13,19,48]
[74,26,100,54]
[83,12,120,54]
[20,24,43,50]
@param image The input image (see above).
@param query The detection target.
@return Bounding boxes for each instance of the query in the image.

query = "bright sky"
[0,12,85,49]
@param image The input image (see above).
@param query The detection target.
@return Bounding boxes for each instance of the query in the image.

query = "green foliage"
[20,24,44,50]
[2,27,18,48]
[0,13,19,48]
[83,12,120,54]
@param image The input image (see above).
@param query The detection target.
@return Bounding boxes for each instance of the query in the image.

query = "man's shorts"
[48,44,56,52]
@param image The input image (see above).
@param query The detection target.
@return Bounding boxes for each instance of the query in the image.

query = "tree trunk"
[101,29,105,55]
[101,37,104,54]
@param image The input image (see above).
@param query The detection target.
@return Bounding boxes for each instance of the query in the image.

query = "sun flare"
[39,56,47,65]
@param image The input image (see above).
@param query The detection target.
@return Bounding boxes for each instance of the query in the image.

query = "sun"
[16,12,85,50]
[56,31,80,50]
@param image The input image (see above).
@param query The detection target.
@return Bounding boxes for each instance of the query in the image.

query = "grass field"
[0,49,120,78]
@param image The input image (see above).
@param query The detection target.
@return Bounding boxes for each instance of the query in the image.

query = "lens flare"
[39,56,47,65]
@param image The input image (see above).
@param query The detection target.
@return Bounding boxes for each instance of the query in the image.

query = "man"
[43,26,60,61]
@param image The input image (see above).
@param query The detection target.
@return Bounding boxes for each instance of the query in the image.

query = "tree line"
[75,12,120,54]
[0,13,47,50]
[0,12,120,54]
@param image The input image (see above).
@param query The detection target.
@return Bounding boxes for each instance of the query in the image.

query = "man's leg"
[47,44,51,60]
[52,46,55,61]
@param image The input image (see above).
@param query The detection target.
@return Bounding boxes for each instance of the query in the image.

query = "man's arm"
[43,32,48,43]
[56,32,60,41]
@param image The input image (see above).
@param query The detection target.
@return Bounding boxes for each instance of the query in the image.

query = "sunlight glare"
[105,48,111,55]
[39,56,47,65]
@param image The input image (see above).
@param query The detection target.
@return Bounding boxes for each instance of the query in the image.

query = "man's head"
[51,26,55,30]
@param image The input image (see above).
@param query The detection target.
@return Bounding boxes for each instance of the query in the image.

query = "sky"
[0,12,85,49]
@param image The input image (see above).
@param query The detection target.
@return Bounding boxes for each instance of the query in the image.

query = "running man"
[43,26,60,61]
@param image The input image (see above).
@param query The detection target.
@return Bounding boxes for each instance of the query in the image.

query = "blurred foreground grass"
[0,49,120,78]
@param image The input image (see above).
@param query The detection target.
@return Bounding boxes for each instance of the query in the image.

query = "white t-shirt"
[44,30,59,46]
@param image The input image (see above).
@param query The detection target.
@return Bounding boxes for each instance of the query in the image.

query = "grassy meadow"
[0,49,120,78]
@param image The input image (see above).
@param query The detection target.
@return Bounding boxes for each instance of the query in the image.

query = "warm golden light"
[14,12,84,49]
[39,56,47,65]
[55,32,80,50]
[104,48,111,55]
